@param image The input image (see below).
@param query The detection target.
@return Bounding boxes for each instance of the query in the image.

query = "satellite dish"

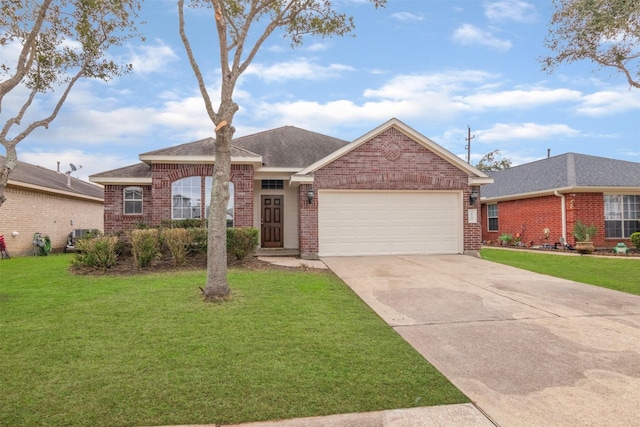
[70,163,77,172]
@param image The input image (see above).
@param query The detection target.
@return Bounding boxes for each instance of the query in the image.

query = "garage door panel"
[318,191,462,256]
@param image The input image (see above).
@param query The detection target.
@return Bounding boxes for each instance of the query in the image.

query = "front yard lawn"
[481,248,640,295]
[0,255,467,427]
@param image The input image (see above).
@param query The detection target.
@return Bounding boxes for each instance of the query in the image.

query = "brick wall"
[482,195,564,246]
[0,186,103,257]
[103,164,254,233]
[299,127,481,257]
[481,192,625,248]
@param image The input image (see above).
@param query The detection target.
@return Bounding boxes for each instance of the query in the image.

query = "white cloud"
[576,89,640,116]
[390,12,424,22]
[476,123,581,142]
[458,88,583,109]
[127,40,179,74]
[484,1,538,23]
[244,58,355,82]
[452,24,512,52]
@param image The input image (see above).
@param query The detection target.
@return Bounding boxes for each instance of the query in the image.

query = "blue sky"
[7,0,640,181]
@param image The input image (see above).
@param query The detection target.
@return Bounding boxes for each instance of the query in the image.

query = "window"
[172,176,234,226]
[487,204,498,231]
[123,186,143,214]
[605,195,640,238]
[261,180,284,189]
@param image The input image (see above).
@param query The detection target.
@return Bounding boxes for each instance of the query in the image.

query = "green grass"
[0,255,467,427]
[481,248,640,295]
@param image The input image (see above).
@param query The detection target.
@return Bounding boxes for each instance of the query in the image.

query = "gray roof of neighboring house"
[231,126,350,168]
[140,137,262,159]
[1,155,104,199]
[482,153,640,199]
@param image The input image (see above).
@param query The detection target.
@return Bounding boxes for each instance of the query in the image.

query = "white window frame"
[487,204,498,231]
[604,194,640,238]
[123,186,143,215]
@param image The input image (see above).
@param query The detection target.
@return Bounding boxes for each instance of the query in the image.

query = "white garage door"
[318,190,462,256]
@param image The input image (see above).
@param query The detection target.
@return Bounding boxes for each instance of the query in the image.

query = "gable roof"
[293,118,492,185]
[232,126,350,168]
[482,153,640,201]
[1,156,104,201]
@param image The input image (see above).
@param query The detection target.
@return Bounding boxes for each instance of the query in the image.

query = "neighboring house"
[480,153,640,248]
[0,156,104,257]
[90,118,492,259]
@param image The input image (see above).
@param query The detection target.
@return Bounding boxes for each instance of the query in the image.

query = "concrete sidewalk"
[323,255,640,427]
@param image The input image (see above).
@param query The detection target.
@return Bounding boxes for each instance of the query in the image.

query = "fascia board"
[469,177,494,185]
[481,186,640,203]
[9,181,104,202]
[89,177,152,185]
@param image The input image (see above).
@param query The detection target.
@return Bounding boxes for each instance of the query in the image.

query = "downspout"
[554,191,566,243]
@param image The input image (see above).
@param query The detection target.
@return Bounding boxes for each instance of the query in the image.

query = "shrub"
[573,220,597,242]
[130,229,161,268]
[631,232,640,250]
[227,227,259,261]
[72,235,119,269]
[160,218,206,229]
[498,233,514,245]
[187,228,208,254]
[164,228,191,265]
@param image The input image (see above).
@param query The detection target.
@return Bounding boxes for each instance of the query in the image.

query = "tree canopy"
[475,149,512,171]
[0,0,142,207]
[542,0,640,88]
[178,0,386,301]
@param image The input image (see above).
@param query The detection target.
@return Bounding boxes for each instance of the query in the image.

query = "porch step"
[255,248,300,257]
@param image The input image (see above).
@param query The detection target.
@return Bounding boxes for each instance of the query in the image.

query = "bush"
[130,229,161,268]
[573,220,597,241]
[631,232,640,250]
[72,235,119,269]
[164,228,191,265]
[498,233,514,245]
[187,228,208,254]
[160,218,206,229]
[227,227,259,261]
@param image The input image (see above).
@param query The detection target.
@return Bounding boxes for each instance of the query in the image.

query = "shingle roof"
[140,137,262,159]
[232,126,350,168]
[482,153,640,199]
[90,162,151,179]
[1,155,104,199]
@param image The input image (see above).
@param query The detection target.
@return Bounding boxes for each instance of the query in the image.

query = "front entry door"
[261,195,284,248]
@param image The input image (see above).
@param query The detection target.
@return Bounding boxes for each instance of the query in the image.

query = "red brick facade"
[104,164,254,233]
[299,127,482,257]
[482,192,629,248]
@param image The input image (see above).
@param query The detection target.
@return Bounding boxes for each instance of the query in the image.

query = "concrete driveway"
[322,255,640,427]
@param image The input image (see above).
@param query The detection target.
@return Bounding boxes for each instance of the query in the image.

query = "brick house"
[90,118,492,258]
[0,156,104,256]
[480,153,640,248]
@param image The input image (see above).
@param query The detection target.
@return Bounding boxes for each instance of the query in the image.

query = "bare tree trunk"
[0,145,18,208]
[203,124,232,301]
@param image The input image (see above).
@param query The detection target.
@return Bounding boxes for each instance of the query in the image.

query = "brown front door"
[261,195,284,248]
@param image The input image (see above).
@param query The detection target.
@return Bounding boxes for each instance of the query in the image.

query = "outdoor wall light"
[307,189,315,205]
[469,189,479,206]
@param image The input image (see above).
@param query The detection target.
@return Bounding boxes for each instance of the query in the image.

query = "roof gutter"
[554,190,567,244]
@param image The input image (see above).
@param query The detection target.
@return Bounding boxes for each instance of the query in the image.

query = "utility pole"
[465,125,475,163]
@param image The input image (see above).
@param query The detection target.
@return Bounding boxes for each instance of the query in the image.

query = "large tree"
[178,0,385,302]
[542,0,640,88]
[0,0,142,207]
[475,149,512,171]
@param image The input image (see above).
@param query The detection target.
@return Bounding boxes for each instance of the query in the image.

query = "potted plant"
[573,220,597,254]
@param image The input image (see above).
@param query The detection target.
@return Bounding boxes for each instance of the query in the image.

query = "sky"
[4,0,640,182]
